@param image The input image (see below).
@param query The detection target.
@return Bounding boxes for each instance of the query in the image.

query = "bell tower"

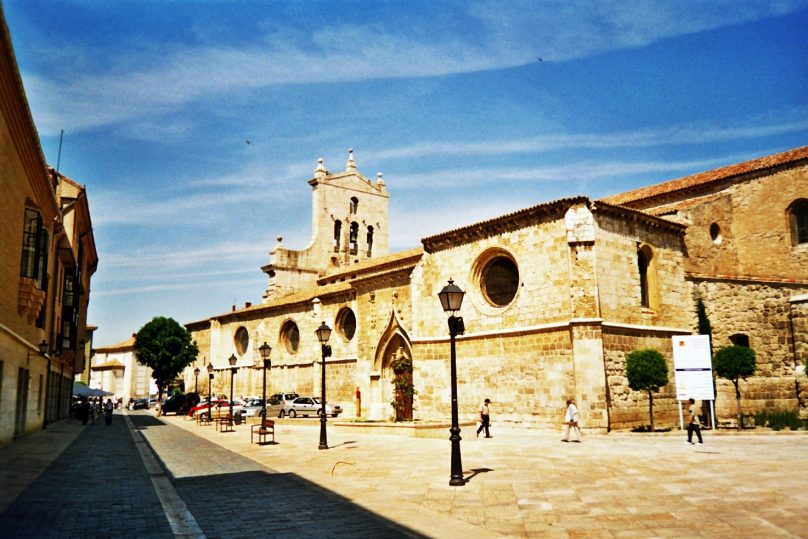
[262,149,389,302]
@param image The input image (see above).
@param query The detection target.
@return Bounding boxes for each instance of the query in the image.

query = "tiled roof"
[600,146,808,207]
[319,247,423,283]
[94,336,135,352]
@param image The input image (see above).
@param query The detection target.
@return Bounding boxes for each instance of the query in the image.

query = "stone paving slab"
[3,412,807,538]
[128,414,424,538]
[163,415,808,538]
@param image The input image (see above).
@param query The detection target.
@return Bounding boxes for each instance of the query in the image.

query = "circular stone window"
[234,326,249,355]
[709,223,722,244]
[280,320,300,353]
[337,308,356,341]
[481,255,519,307]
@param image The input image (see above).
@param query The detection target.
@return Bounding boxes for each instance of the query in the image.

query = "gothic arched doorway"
[371,311,414,421]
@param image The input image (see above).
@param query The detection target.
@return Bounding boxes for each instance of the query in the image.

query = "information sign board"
[672,335,714,400]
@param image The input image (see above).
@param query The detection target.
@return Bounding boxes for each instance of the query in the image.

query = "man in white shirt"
[476,398,492,438]
[562,398,581,442]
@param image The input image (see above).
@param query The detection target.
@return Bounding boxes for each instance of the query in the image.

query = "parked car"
[132,397,150,410]
[188,399,244,418]
[242,397,284,418]
[161,392,201,415]
[281,396,342,418]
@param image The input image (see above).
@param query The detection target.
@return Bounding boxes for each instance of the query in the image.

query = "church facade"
[185,146,808,431]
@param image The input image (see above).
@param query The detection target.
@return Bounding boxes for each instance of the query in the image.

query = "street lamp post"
[228,354,237,420]
[207,361,213,422]
[315,322,332,450]
[438,279,466,487]
[258,342,272,419]
[193,366,200,394]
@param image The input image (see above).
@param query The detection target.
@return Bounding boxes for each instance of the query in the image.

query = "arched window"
[234,327,249,355]
[729,333,750,347]
[333,221,342,252]
[637,245,658,309]
[350,197,359,214]
[280,320,300,353]
[481,255,519,307]
[366,226,374,256]
[788,199,808,246]
[337,307,357,341]
[349,222,359,255]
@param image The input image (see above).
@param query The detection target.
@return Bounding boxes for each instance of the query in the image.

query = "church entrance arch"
[370,312,413,421]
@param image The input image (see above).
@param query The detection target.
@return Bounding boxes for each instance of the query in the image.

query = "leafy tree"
[713,345,756,429]
[135,316,199,416]
[626,348,669,432]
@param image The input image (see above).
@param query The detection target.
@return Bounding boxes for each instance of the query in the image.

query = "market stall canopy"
[72,382,113,397]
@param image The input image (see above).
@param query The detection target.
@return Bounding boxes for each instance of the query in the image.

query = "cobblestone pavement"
[0,415,173,538]
[2,411,808,538]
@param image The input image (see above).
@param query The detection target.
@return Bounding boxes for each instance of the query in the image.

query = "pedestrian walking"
[561,398,581,442]
[89,398,97,425]
[686,398,703,445]
[104,398,114,426]
[476,398,492,438]
[80,397,90,425]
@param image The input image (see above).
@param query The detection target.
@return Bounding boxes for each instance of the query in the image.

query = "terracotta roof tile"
[600,146,808,207]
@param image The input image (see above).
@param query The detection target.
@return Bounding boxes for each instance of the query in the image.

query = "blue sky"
[4,0,807,347]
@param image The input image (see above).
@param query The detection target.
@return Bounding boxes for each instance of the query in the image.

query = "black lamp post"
[228,354,237,419]
[193,366,200,394]
[258,342,272,418]
[207,361,213,422]
[315,321,332,450]
[438,279,466,487]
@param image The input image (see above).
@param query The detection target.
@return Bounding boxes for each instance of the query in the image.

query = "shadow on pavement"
[172,469,427,538]
[0,416,174,538]
[127,413,427,538]
[464,467,493,483]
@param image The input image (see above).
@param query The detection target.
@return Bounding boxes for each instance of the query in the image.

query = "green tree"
[135,316,199,416]
[626,348,669,432]
[713,345,756,429]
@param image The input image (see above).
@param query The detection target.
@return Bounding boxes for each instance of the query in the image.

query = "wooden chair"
[251,418,275,444]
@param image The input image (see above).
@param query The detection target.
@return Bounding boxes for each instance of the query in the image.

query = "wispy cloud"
[372,113,808,161]
[92,278,263,298]
[22,1,805,134]
[101,241,267,270]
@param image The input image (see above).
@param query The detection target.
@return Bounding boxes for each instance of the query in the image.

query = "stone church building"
[185,146,807,431]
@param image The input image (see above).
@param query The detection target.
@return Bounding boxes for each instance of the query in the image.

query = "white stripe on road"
[124,413,206,539]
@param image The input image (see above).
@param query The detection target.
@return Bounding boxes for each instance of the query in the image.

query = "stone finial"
[314,158,328,178]
[376,172,385,186]
[347,148,356,170]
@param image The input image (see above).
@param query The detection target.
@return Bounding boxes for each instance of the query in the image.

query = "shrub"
[713,345,756,430]
[626,348,669,432]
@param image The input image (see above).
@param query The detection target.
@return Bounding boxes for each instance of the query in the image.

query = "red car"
[187,399,243,417]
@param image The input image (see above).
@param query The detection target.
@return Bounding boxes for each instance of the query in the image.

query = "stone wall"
[694,279,808,418]
[413,326,573,428]
[594,211,692,329]
[602,327,681,429]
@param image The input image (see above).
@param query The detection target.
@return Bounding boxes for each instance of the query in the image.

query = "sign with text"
[672,335,714,400]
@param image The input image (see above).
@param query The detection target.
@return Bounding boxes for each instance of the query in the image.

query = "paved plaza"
[1,411,807,538]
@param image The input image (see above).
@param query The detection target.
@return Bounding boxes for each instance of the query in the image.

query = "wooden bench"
[196,413,212,426]
[215,414,235,433]
[251,418,275,445]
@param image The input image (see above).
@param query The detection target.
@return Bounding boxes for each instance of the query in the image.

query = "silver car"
[282,396,342,418]
[241,397,284,418]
